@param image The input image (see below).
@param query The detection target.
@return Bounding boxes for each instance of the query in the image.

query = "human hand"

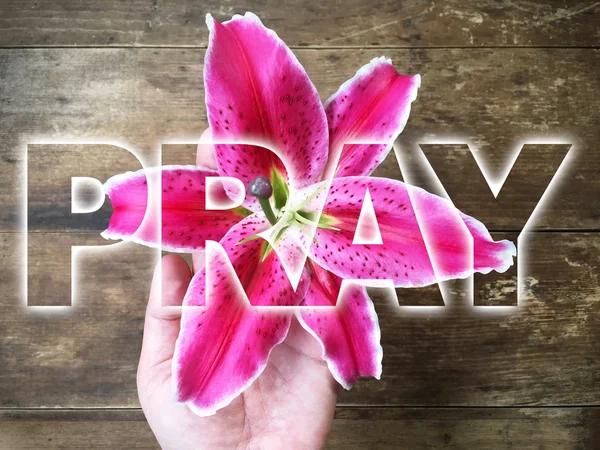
[137,253,338,450]
[137,132,333,449]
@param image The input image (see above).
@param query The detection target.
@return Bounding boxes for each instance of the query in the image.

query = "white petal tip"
[508,240,517,257]
[226,12,262,26]
[414,73,422,88]
[244,12,263,24]
[184,401,218,418]
[205,14,215,31]
[370,55,392,66]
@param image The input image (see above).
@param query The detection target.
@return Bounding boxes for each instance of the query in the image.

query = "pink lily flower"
[102,13,516,416]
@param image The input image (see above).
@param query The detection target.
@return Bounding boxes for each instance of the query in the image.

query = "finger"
[139,254,192,373]
[197,128,218,170]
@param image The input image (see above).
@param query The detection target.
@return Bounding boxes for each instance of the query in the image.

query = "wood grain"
[1,5,599,446]
[3,231,599,406]
[0,0,599,47]
[0,407,596,449]
[2,48,598,232]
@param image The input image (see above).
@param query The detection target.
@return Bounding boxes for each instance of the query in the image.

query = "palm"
[137,255,337,450]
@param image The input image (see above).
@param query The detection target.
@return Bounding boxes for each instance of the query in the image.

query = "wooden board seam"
[1,45,600,50]
[2,405,600,411]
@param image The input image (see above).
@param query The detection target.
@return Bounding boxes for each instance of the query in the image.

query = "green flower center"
[242,169,339,254]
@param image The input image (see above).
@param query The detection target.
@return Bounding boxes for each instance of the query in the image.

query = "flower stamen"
[248,176,278,226]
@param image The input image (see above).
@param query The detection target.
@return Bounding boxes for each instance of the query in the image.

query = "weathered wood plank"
[2,231,599,407]
[0,407,596,449]
[0,0,599,47]
[1,48,598,231]
[0,410,158,450]
[329,407,597,449]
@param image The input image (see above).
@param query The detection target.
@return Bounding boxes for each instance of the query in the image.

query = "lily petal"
[309,177,516,287]
[205,13,329,208]
[101,166,245,252]
[297,261,382,389]
[173,214,310,416]
[324,57,420,178]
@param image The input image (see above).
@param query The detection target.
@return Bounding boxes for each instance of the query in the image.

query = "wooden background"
[1,1,599,448]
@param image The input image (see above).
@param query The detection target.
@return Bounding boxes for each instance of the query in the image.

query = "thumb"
[197,127,218,170]
[138,254,192,377]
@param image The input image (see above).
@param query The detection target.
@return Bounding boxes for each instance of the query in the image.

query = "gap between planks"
[2,405,599,411]
[0,45,599,50]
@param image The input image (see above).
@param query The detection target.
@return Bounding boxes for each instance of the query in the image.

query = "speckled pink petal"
[297,261,382,389]
[205,13,329,209]
[309,177,516,287]
[173,214,310,416]
[324,57,420,178]
[101,166,244,252]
